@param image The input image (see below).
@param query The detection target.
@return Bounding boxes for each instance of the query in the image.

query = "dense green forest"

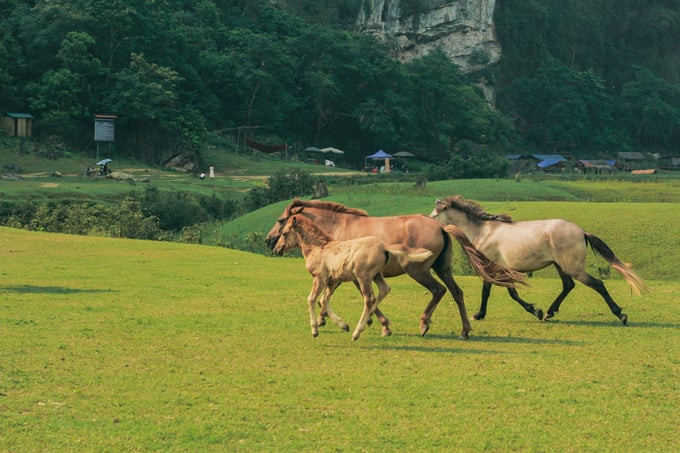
[1,0,679,171]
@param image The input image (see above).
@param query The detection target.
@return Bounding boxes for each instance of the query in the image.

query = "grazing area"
[1,226,678,451]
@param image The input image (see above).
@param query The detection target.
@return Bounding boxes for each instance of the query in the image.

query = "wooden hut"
[1,113,33,137]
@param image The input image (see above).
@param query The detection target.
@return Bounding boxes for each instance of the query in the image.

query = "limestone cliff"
[356,0,500,73]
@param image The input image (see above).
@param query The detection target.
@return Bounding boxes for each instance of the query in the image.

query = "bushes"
[241,169,314,212]
[424,144,508,181]
[5,199,162,240]
[0,170,312,242]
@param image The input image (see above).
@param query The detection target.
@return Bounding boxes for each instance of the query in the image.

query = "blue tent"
[366,150,393,159]
[365,150,394,172]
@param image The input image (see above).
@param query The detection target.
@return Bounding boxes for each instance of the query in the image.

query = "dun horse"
[265,198,524,338]
[273,214,432,340]
[430,196,649,324]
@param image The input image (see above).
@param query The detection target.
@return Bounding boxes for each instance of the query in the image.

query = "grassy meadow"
[1,224,678,451]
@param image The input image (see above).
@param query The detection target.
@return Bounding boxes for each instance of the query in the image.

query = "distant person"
[209,165,215,179]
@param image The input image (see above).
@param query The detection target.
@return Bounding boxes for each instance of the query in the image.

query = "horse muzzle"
[264,235,279,250]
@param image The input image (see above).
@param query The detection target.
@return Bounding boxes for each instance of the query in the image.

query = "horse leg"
[432,264,471,339]
[404,268,449,337]
[573,272,628,325]
[352,278,377,341]
[507,288,544,320]
[351,280,389,331]
[544,266,575,321]
[306,278,324,337]
[474,282,492,320]
[317,282,350,332]
[372,274,392,336]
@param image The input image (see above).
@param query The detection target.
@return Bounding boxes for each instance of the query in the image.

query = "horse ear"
[291,215,298,226]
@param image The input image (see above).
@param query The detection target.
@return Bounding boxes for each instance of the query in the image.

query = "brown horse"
[430,196,649,324]
[265,198,524,338]
[273,214,432,340]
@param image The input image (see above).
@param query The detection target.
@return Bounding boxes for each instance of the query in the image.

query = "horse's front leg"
[307,278,324,337]
[507,287,544,320]
[318,281,350,332]
[474,281,492,320]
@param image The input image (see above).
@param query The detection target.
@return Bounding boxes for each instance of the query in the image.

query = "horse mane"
[288,214,333,247]
[443,195,513,223]
[285,198,368,217]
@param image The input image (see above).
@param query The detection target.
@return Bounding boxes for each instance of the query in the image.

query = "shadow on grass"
[359,343,504,355]
[0,285,116,295]
[552,319,680,329]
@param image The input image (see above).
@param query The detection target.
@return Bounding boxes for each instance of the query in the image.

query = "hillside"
[2,0,679,174]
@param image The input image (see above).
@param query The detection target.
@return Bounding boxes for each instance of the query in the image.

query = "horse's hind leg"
[545,265,575,321]
[574,272,627,325]
[352,280,391,334]
[372,274,392,336]
[507,288,544,320]
[432,264,471,339]
[352,278,377,341]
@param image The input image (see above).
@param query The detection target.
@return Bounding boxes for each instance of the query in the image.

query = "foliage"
[15,199,162,239]
[241,168,314,212]
[495,0,680,154]
[0,0,516,169]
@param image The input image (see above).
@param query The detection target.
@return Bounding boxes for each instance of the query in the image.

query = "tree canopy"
[1,0,678,169]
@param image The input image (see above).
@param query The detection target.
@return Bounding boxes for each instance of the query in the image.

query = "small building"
[616,151,646,171]
[0,113,34,137]
[658,156,680,171]
[505,153,568,173]
[576,159,616,174]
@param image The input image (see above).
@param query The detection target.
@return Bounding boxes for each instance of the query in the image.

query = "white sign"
[94,119,115,142]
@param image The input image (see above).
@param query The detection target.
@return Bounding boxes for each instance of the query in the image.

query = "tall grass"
[1,228,678,451]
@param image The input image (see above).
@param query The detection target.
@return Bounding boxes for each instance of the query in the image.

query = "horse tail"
[584,233,649,295]
[442,225,526,288]
[386,245,433,263]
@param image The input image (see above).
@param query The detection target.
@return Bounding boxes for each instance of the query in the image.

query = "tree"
[619,67,680,148]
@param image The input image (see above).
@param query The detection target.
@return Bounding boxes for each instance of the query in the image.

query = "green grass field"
[1,227,678,451]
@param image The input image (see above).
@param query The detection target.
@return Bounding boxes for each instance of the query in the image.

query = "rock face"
[356,0,500,73]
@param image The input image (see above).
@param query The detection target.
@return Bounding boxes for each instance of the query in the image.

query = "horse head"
[429,198,450,218]
[272,215,301,256]
[265,199,305,250]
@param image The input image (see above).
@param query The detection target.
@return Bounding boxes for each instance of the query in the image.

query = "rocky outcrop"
[356,0,500,73]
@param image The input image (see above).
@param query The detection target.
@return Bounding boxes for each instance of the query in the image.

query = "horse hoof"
[472,313,485,321]
[352,335,360,341]
[543,312,554,321]
[420,323,430,337]
[312,331,319,338]
[620,313,628,325]
[535,308,544,321]
[342,324,350,332]
[367,318,373,327]
[382,328,392,337]
[461,330,470,340]
[318,318,326,327]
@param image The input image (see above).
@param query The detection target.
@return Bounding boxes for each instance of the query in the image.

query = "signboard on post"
[94,114,117,161]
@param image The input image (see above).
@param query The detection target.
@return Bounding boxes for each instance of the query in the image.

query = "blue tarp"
[537,159,562,168]
[532,154,567,162]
